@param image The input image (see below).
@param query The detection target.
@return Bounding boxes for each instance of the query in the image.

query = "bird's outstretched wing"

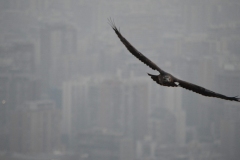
[176,79,240,102]
[109,19,239,102]
[108,18,165,74]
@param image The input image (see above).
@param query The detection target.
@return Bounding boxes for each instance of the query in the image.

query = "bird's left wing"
[108,18,166,74]
[175,79,240,102]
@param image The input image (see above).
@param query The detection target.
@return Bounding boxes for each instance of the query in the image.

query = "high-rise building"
[123,77,151,141]
[40,23,78,88]
[8,100,61,153]
[0,43,41,111]
[0,42,41,152]
[62,77,90,141]
[62,76,125,141]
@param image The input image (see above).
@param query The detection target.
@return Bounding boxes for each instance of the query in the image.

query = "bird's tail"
[147,73,159,83]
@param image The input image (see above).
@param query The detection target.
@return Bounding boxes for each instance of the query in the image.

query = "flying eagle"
[108,19,240,102]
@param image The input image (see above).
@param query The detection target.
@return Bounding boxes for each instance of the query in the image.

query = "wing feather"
[108,18,165,74]
[176,79,240,102]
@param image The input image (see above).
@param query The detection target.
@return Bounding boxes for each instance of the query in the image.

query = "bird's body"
[148,73,178,87]
[108,19,240,102]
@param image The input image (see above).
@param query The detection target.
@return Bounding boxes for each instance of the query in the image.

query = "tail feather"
[230,96,240,102]
[147,73,159,83]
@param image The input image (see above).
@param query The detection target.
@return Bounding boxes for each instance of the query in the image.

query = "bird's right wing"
[108,18,165,74]
[176,78,240,102]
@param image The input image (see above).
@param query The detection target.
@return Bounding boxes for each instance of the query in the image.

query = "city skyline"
[0,0,240,160]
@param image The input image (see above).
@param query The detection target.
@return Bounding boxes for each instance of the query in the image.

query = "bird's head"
[163,75,171,82]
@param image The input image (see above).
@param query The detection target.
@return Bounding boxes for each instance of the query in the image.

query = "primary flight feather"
[108,18,239,102]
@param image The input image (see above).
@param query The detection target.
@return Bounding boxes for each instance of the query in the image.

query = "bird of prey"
[108,19,240,102]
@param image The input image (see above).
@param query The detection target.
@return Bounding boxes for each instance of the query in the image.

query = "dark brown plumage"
[108,18,240,102]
